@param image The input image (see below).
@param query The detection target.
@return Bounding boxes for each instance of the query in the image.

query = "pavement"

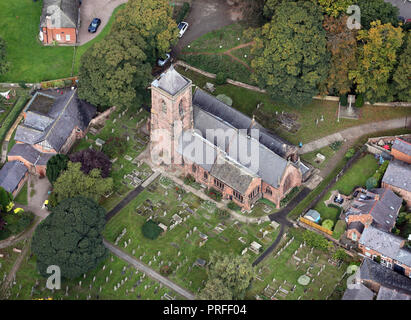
[171,0,245,57]
[77,0,128,46]
[299,117,411,154]
[103,240,196,300]
[384,0,411,18]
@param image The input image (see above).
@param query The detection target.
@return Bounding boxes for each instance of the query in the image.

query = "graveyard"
[245,228,352,300]
[103,175,280,294]
[70,106,153,211]
[2,248,182,300]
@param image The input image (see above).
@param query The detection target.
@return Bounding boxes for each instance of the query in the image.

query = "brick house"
[382,160,411,209]
[358,226,411,278]
[391,138,411,164]
[39,0,80,45]
[149,67,306,210]
[344,188,402,240]
[9,90,96,177]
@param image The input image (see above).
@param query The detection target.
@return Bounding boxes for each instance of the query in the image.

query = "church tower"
[150,66,193,165]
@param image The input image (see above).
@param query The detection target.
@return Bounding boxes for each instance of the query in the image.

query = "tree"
[112,0,178,62]
[322,219,334,230]
[321,15,357,95]
[349,21,404,103]
[392,32,411,102]
[102,136,128,159]
[205,251,255,299]
[333,248,349,262]
[0,187,13,213]
[0,37,8,76]
[357,0,399,30]
[263,0,286,19]
[251,1,329,106]
[53,162,113,203]
[199,278,233,300]
[78,30,152,110]
[46,154,69,184]
[312,0,353,18]
[31,197,108,279]
[69,149,112,178]
[366,177,378,190]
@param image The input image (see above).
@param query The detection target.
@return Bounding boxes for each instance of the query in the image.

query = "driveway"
[77,0,128,45]
[171,0,245,57]
[384,0,411,18]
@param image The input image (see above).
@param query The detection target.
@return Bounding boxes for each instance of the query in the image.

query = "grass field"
[104,175,279,295]
[14,182,28,205]
[0,0,124,83]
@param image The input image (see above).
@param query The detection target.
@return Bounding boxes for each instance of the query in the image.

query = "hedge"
[0,95,29,145]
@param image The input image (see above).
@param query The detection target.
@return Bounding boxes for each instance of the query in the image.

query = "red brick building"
[39,0,80,45]
[149,67,306,210]
[391,138,411,164]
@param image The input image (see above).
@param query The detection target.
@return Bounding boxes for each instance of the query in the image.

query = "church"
[149,67,307,211]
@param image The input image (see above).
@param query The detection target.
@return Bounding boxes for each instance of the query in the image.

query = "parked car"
[178,22,189,38]
[353,190,359,198]
[88,18,101,33]
[157,53,171,67]
[334,195,344,205]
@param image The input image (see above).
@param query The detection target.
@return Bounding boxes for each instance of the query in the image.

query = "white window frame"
[56,33,61,41]
[65,34,70,41]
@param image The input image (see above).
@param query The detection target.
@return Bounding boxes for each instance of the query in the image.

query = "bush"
[215,72,227,85]
[6,211,34,235]
[184,174,196,185]
[355,93,364,108]
[333,248,349,262]
[330,141,343,151]
[0,96,29,144]
[142,220,163,240]
[176,2,190,23]
[227,201,241,211]
[206,188,222,201]
[302,230,332,251]
[340,94,348,106]
[345,148,355,159]
[322,219,334,230]
[18,81,27,89]
[366,177,378,190]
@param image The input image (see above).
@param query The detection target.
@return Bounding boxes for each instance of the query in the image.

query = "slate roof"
[392,138,411,157]
[152,67,191,96]
[342,284,374,300]
[359,226,411,268]
[210,154,256,195]
[8,144,53,166]
[40,0,79,29]
[348,221,365,234]
[360,259,411,294]
[14,126,44,145]
[377,286,411,300]
[0,161,27,193]
[382,160,411,192]
[24,111,54,131]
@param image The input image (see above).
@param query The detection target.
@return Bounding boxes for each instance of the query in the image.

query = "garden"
[103,174,280,295]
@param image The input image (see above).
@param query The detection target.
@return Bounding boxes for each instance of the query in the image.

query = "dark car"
[353,190,359,198]
[334,195,344,205]
[88,18,101,33]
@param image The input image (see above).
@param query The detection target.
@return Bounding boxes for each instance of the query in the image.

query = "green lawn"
[314,154,380,224]
[14,182,28,205]
[176,66,411,144]
[301,145,338,169]
[245,228,352,300]
[104,175,278,295]
[0,0,124,82]
[0,239,26,288]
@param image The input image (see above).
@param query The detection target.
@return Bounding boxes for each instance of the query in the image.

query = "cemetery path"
[252,224,285,266]
[299,117,411,154]
[103,240,196,300]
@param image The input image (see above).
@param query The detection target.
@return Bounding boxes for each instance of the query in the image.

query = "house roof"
[360,259,411,294]
[382,160,411,192]
[392,138,411,157]
[210,154,256,195]
[24,111,54,131]
[359,226,411,268]
[152,67,191,96]
[348,221,365,234]
[40,0,79,29]
[377,286,411,300]
[0,161,27,193]
[8,143,53,166]
[342,283,374,300]
[15,126,44,145]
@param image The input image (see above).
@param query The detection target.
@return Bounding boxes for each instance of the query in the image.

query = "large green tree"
[349,21,404,103]
[46,154,69,184]
[112,0,178,62]
[202,251,255,299]
[199,278,233,300]
[322,15,357,95]
[78,30,152,110]
[0,37,8,76]
[312,0,353,17]
[0,187,13,213]
[357,0,399,29]
[31,197,108,279]
[251,1,329,106]
[53,162,113,203]
[392,32,411,102]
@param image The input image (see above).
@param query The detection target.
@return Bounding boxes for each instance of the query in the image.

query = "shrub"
[302,230,332,251]
[184,174,196,185]
[18,81,27,89]
[366,177,378,190]
[176,2,190,23]
[355,93,364,108]
[330,141,343,151]
[345,148,355,159]
[322,219,334,230]
[227,201,241,211]
[142,220,163,240]
[206,188,222,201]
[333,248,349,262]
[340,94,348,106]
[215,72,227,85]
